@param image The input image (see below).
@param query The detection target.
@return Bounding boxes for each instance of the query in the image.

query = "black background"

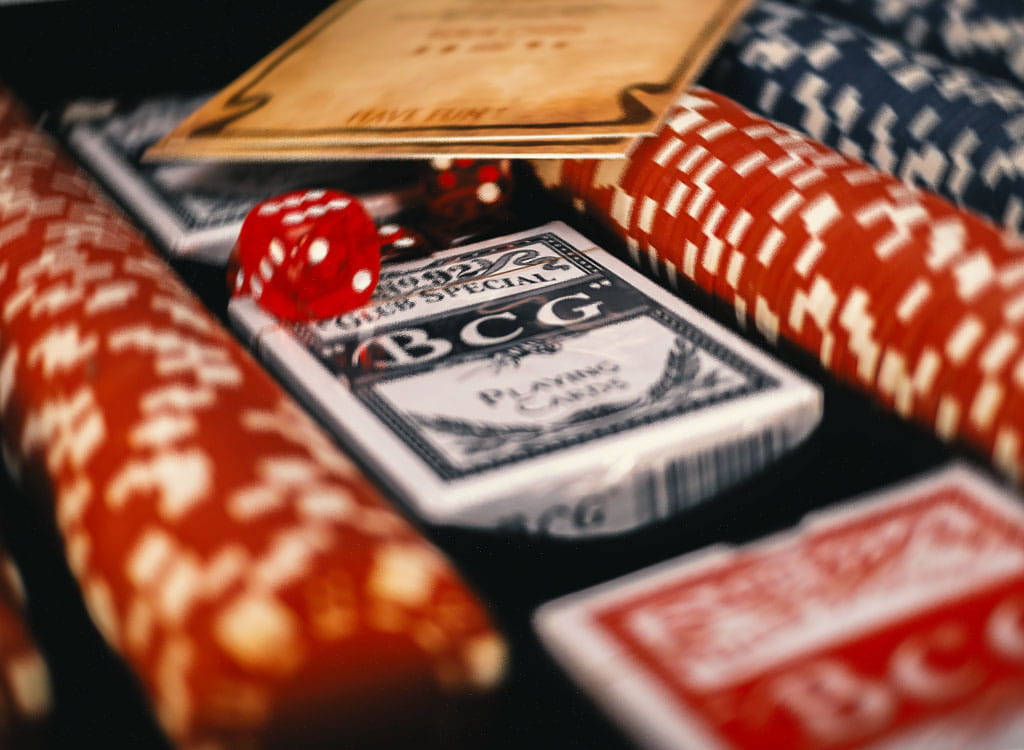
[0,2,991,748]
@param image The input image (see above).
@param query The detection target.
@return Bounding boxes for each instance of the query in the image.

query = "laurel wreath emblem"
[410,336,726,455]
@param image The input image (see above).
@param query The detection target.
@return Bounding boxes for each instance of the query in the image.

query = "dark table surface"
[0,2,984,747]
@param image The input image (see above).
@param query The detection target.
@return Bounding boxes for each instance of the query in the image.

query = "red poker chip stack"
[0,544,51,746]
[0,84,506,748]
[535,87,1024,483]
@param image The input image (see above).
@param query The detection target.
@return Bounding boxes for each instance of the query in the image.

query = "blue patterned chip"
[704,0,1024,235]
[781,0,1024,89]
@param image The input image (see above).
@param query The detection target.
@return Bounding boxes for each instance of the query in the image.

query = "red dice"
[378,222,431,263]
[418,158,514,244]
[231,189,381,321]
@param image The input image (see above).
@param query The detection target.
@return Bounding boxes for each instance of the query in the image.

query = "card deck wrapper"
[66,95,412,263]
[536,463,1024,749]
[230,221,822,537]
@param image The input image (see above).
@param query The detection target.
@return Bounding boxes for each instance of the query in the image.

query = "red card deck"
[536,464,1024,749]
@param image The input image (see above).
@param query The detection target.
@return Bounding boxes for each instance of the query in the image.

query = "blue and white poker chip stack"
[702,0,1024,235]
[783,0,1024,88]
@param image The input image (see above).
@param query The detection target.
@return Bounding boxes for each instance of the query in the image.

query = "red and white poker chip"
[537,86,1024,483]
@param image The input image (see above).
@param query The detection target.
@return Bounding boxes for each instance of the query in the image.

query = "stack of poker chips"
[702,0,1024,235]
[0,84,505,748]
[533,87,1024,482]
[782,0,1024,89]
[0,546,51,746]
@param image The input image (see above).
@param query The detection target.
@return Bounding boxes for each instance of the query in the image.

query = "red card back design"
[537,464,1024,749]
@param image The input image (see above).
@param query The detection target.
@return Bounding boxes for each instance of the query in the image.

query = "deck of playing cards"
[536,463,1024,747]
[229,221,821,537]
[65,95,416,263]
